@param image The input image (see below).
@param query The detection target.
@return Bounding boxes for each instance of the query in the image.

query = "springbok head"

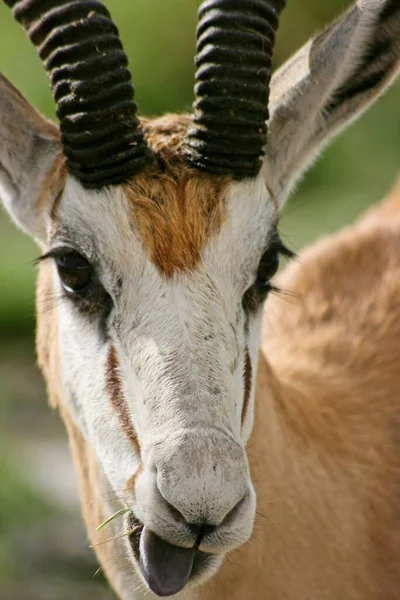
[1,0,399,597]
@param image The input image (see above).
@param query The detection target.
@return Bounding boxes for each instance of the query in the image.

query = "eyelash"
[242,237,295,312]
[34,246,88,264]
[34,247,112,315]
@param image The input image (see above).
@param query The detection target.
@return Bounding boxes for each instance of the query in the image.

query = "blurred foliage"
[0,452,52,580]
[0,1,399,598]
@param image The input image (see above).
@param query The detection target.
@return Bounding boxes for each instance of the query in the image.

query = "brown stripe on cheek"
[106,345,141,456]
[126,464,143,495]
[241,349,253,426]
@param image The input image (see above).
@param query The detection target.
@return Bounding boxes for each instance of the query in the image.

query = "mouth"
[128,514,216,597]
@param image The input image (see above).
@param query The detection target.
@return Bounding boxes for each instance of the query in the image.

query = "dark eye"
[56,251,92,293]
[255,246,280,293]
[243,235,294,312]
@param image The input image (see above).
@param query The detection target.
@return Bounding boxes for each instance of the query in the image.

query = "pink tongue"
[139,526,196,597]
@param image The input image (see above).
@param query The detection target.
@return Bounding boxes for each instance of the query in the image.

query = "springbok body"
[1,1,399,599]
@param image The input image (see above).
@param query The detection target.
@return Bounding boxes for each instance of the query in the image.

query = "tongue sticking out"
[139,526,196,597]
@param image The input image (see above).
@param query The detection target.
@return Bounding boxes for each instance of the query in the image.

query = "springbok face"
[52,124,280,536]
[50,132,279,572]
[1,0,399,597]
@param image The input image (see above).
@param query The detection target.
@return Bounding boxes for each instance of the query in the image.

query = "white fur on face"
[51,173,276,562]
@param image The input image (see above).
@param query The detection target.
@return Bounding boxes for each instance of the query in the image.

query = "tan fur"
[35,176,400,599]
[258,177,400,599]
[124,115,229,277]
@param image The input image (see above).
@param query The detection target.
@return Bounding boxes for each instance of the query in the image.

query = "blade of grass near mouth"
[90,526,141,548]
[96,508,132,532]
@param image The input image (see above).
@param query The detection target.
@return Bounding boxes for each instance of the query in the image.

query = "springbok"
[0,0,399,598]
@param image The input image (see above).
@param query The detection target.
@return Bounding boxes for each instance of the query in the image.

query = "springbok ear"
[0,74,63,243]
[263,0,400,207]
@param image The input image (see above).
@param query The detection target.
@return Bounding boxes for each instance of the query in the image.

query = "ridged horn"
[184,0,286,179]
[4,0,150,188]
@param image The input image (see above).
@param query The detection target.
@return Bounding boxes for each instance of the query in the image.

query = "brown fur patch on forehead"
[142,114,192,158]
[123,114,231,277]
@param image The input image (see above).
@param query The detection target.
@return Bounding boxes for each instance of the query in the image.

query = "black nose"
[188,521,216,543]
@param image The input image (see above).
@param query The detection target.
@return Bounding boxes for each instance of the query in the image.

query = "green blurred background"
[0,1,398,598]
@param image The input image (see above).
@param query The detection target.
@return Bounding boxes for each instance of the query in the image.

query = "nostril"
[188,521,216,543]
[164,499,187,524]
[221,489,249,528]
[163,498,216,541]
